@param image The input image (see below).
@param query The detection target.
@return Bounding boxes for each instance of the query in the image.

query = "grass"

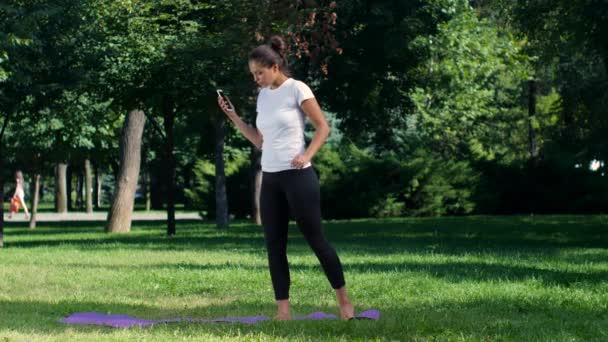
[1,215,607,341]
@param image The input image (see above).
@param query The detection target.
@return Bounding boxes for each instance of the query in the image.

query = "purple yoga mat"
[59,310,380,328]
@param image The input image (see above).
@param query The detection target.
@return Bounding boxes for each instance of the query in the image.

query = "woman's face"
[248,61,279,88]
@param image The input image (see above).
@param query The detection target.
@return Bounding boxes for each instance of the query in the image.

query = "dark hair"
[249,35,290,76]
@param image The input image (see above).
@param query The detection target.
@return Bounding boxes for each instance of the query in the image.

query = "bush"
[315,144,478,218]
[474,153,608,214]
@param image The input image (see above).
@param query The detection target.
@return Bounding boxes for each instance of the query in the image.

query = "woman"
[9,170,30,220]
[217,36,354,320]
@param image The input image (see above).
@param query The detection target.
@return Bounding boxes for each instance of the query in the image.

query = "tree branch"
[143,111,166,141]
[0,112,12,142]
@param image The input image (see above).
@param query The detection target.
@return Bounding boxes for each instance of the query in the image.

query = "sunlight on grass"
[1,216,607,340]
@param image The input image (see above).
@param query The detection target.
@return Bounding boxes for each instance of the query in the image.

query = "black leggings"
[260,167,345,300]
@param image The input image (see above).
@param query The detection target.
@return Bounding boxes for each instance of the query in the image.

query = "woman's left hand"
[291,154,311,169]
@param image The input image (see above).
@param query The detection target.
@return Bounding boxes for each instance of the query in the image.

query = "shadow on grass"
[3,217,607,261]
[378,297,607,340]
[28,256,603,287]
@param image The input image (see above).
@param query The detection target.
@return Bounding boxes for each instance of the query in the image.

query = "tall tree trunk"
[94,163,102,209]
[164,97,176,236]
[142,152,151,211]
[528,79,537,160]
[106,109,146,233]
[56,163,68,213]
[145,171,151,211]
[0,112,11,247]
[251,148,262,225]
[0,147,4,248]
[85,159,93,213]
[215,117,229,228]
[66,165,73,211]
[183,163,192,209]
[110,160,119,181]
[76,171,84,210]
[28,174,41,229]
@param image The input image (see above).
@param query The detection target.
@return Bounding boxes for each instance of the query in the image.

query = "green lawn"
[1,216,607,341]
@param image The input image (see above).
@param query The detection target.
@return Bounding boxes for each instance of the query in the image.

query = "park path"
[3,212,201,222]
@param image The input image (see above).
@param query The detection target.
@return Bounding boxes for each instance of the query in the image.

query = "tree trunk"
[66,165,73,211]
[142,152,151,211]
[528,79,537,160]
[76,170,84,210]
[94,163,102,209]
[106,109,146,233]
[0,112,11,247]
[110,160,119,181]
[28,174,41,229]
[251,148,262,225]
[85,159,93,213]
[215,117,229,228]
[183,163,192,209]
[39,178,45,202]
[145,171,151,211]
[0,147,4,248]
[164,97,176,236]
[56,163,68,213]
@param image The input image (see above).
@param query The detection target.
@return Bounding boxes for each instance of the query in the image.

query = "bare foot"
[275,299,291,320]
[275,312,291,321]
[339,302,355,320]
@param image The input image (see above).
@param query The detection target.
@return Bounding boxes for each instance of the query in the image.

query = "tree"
[78,0,182,234]
[106,110,145,233]
[201,0,343,225]
[407,0,530,162]
[1,0,89,245]
[316,0,444,151]
[472,0,608,187]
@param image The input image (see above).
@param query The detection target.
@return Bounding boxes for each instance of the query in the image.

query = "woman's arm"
[291,97,330,169]
[217,96,263,149]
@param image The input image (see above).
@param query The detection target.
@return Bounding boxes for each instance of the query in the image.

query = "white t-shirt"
[256,78,315,172]
[14,187,24,200]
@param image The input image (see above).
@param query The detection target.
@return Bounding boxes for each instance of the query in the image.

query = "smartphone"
[216,89,235,112]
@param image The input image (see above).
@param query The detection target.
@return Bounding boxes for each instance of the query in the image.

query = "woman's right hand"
[216,94,262,148]
[217,95,236,117]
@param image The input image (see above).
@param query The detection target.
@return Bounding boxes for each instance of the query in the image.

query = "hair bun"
[269,36,287,57]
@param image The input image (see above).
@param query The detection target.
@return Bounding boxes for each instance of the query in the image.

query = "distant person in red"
[8,170,29,219]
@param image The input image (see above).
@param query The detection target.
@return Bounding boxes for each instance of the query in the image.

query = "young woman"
[9,170,30,219]
[217,36,354,320]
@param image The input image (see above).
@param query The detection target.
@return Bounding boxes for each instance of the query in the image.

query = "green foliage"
[183,159,214,212]
[2,0,607,219]
[184,146,249,216]
[316,0,442,150]
[0,50,8,82]
[370,195,405,218]
[315,143,477,218]
[0,3,35,83]
[494,0,608,165]
[474,150,608,214]
[404,149,478,216]
[407,1,530,162]
[0,0,110,168]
